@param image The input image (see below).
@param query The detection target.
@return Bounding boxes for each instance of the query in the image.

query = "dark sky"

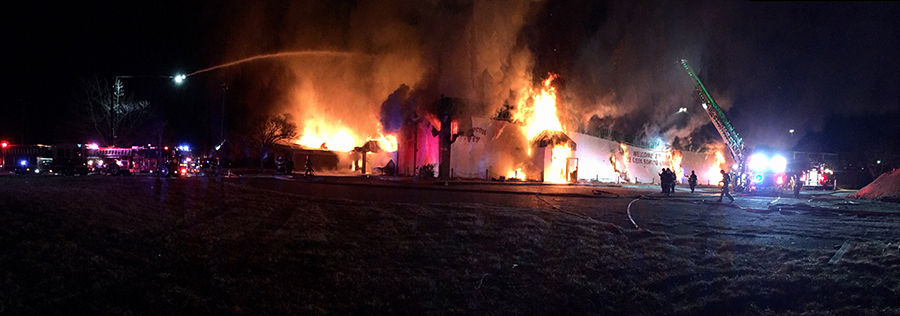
[2,0,898,154]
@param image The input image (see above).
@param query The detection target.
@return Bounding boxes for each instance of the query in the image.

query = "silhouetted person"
[670,169,678,193]
[689,170,698,194]
[717,169,734,203]
[276,156,285,175]
[304,156,313,177]
[659,169,668,194]
[285,158,294,174]
[793,172,803,199]
[385,159,396,176]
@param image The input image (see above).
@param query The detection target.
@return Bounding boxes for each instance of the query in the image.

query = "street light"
[789,129,794,139]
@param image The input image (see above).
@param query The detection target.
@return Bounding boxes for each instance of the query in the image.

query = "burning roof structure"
[531,130,576,151]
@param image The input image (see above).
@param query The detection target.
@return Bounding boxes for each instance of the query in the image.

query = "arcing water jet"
[185,50,371,77]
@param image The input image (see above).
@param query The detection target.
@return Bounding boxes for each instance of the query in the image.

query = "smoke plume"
[205,0,545,144]
[202,0,900,152]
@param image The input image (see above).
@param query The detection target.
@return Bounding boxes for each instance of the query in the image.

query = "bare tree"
[78,76,150,146]
[862,142,898,180]
[247,113,298,170]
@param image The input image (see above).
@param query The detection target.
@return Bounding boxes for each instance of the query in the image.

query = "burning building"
[275,68,728,186]
[201,1,734,184]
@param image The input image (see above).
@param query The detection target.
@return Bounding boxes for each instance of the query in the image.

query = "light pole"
[111,75,184,145]
[220,82,228,145]
[113,74,183,174]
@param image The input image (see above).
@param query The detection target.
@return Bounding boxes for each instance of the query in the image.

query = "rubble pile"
[849,169,900,200]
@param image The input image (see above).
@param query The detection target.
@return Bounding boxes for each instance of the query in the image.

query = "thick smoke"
[207,0,544,143]
[554,1,735,148]
[556,1,900,150]
[205,0,733,150]
[204,0,900,152]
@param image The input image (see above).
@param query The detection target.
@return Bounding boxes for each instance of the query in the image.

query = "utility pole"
[220,82,228,144]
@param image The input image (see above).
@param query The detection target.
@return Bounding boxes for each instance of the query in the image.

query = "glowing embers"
[507,168,526,181]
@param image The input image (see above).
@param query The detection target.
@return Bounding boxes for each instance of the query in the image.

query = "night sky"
[2,0,898,155]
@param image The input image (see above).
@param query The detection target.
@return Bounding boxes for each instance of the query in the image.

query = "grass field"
[1,175,899,315]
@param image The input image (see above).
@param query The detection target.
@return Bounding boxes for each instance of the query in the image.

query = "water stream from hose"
[186,50,369,77]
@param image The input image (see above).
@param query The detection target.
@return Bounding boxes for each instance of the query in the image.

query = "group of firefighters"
[660,168,804,202]
[658,168,679,196]
[275,156,314,176]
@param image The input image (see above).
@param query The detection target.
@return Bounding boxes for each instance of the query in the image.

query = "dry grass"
[0,176,898,315]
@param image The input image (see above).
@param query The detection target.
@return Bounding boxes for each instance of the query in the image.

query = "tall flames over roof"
[206,1,753,157]
[512,73,574,183]
[515,74,564,140]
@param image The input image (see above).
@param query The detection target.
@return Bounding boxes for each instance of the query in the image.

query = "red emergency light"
[1,141,8,148]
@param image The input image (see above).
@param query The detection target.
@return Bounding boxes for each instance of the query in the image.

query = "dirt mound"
[850,169,900,199]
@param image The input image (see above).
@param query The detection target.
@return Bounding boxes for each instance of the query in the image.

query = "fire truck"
[793,152,837,189]
[86,146,148,175]
[84,145,193,176]
[745,151,791,192]
[1,143,53,174]
[1,141,201,177]
[681,60,797,192]
[157,145,196,177]
[1,143,91,175]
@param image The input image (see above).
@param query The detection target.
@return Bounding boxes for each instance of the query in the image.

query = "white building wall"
[449,117,728,184]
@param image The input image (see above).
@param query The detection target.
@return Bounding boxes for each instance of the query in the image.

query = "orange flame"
[373,134,398,152]
[620,143,631,178]
[296,122,398,153]
[670,150,683,182]
[515,73,564,141]
[707,151,726,186]
[297,125,356,151]
[507,168,526,181]
[546,145,572,183]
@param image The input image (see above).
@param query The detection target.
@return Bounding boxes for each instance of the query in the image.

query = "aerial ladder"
[680,59,747,191]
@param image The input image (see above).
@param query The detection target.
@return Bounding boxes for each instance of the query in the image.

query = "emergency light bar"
[749,154,788,173]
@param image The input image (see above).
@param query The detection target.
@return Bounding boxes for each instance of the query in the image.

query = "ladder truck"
[680,59,748,191]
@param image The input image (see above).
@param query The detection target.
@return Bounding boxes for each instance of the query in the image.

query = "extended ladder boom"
[680,59,746,165]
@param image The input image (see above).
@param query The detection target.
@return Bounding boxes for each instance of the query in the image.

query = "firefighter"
[670,169,678,193]
[275,156,286,175]
[688,170,698,194]
[285,158,294,175]
[385,159,396,176]
[659,168,668,195]
[304,156,314,177]
[793,172,803,199]
[717,169,734,203]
